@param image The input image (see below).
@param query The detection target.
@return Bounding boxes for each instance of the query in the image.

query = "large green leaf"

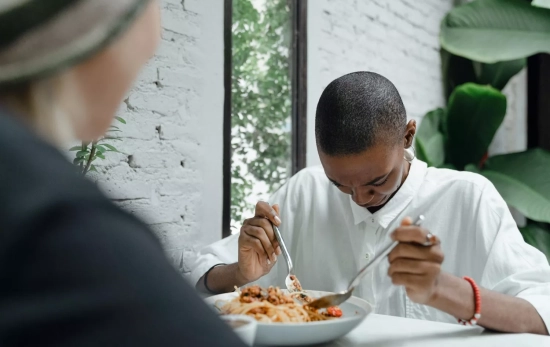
[473,58,526,91]
[446,83,507,170]
[481,149,550,223]
[415,108,446,167]
[519,223,550,261]
[440,0,550,63]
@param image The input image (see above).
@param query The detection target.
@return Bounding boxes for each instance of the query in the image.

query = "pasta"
[218,286,343,323]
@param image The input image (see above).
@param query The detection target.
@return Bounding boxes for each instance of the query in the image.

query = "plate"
[205,290,373,346]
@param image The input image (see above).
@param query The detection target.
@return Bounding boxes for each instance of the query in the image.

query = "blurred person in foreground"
[193,72,550,335]
[0,1,245,346]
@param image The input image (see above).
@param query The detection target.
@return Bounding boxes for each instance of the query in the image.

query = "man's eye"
[330,181,342,188]
[371,178,389,187]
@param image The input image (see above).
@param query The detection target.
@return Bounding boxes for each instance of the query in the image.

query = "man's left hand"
[387,217,444,304]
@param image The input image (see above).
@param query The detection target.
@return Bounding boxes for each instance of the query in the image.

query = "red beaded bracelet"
[458,276,481,326]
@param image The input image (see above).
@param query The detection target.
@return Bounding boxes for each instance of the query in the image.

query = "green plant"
[70,117,126,175]
[416,0,550,258]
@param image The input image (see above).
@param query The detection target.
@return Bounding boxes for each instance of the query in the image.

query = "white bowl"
[220,314,258,346]
[206,290,373,346]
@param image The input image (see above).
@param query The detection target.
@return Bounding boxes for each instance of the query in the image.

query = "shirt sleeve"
[479,182,550,331]
[189,232,240,287]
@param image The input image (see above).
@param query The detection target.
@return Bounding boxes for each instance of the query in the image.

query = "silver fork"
[272,224,303,293]
[306,215,425,310]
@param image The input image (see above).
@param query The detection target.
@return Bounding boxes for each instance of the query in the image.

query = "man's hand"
[387,217,444,304]
[237,201,283,283]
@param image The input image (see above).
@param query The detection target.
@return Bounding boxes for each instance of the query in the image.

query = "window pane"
[231,0,293,232]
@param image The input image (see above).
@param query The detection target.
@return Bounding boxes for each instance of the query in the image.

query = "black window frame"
[527,54,550,151]
[222,0,308,238]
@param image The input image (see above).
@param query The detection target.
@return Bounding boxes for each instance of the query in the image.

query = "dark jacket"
[0,109,245,347]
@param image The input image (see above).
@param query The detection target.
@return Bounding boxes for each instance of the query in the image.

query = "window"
[223,0,307,237]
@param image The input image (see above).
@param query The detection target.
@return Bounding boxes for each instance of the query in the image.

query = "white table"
[317,314,550,347]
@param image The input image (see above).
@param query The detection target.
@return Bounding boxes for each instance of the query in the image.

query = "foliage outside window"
[231,0,293,232]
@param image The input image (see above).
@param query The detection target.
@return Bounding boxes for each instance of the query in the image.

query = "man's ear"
[404,120,417,148]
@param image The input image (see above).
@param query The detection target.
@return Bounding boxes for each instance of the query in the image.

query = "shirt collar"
[349,159,428,228]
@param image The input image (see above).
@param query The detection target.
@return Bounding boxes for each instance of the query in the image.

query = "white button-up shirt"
[191,159,550,328]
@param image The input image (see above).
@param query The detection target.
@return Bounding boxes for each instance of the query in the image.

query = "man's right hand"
[237,201,283,283]
[196,201,283,294]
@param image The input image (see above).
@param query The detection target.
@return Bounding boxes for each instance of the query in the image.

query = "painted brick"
[151,222,199,250]
[128,152,182,169]
[159,124,187,140]
[127,92,180,115]
[158,67,203,89]
[181,45,203,65]
[116,199,181,225]
[98,180,153,200]
[158,180,200,197]
[183,0,201,13]
[155,39,185,63]
[113,112,159,140]
[136,64,159,86]
[162,8,201,38]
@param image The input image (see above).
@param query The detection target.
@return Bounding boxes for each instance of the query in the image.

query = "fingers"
[246,217,281,254]
[392,216,440,245]
[390,273,432,288]
[240,225,277,263]
[391,225,440,245]
[388,243,444,263]
[400,216,413,226]
[255,201,281,226]
[240,201,284,264]
[388,258,441,277]
[244,226,278,262]
[388,217,443,305]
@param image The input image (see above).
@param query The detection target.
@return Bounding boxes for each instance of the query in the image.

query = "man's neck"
[367,160,412,214]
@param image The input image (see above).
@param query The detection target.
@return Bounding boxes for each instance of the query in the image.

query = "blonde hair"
[0,74,80,147]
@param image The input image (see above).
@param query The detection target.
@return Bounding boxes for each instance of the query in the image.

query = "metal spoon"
[272,224,303,293]
[306,215,425,310]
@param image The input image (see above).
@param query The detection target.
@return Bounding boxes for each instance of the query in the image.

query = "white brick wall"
[92,0,224,276]
[307,0,453,166]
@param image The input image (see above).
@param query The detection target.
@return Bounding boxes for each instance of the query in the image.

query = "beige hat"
[0,0,150,86]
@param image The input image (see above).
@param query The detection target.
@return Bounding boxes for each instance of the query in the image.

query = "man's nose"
[352,187,375,206]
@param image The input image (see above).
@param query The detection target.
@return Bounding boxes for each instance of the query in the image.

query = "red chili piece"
[327,306,343,317]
